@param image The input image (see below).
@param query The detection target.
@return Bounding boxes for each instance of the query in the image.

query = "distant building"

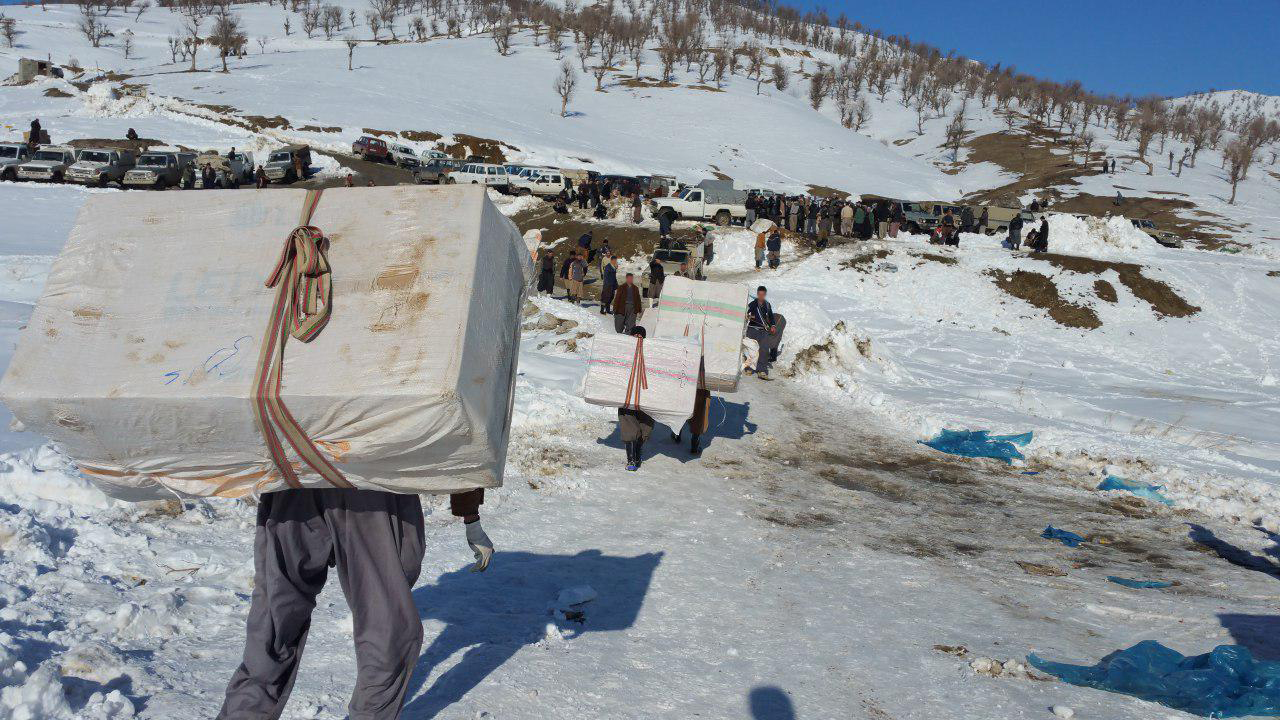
[15,58,64,84]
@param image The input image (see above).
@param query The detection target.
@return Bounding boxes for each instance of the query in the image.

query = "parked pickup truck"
[509,167,572,198]
[0,143,32,181]
[1131,218,1184,248]
[651,180,747,226]
[66,147,136,186]
[193,151,255,188]
[263,145,312,183]
[352,135,390,163]
[16,145,78,182]
[124,151,194,189]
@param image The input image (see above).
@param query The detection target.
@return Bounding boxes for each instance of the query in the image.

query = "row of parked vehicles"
[0,141,316,190]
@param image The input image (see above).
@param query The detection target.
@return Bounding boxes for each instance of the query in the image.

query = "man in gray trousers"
[217,488,492,719]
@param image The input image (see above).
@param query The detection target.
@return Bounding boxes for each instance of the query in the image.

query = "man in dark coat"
[978,207,989,234]
[766,230,782,269]
[873,199,891,238]
[647,256,665,305]
[28,118,41,148]
[537,252,555,294]
[577,181,589,209]
[618,327,655,471]
[960,205,975,234]
[745,286,779,379]
[600,256,618,315]
[1033,217,1050,252]
[1007,213,1024,250]
[613,273,643,334]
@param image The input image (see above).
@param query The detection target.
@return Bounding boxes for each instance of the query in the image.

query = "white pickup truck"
[16,145,78,182]
[651,181,748,226]
[0,144,32,181]
[509,167,571,198]
[66,148,136,187]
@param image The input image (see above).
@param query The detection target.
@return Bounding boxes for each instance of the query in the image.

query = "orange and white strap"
[250,189,353,490]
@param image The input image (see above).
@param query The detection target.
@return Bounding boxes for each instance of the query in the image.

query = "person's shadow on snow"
[594,399,757,463]
[749,685,797,719]
[402,549,662,718]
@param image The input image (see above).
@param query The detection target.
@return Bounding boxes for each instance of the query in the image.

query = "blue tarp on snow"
[1098,476,1174,506]
[919,429,1033,464]
[1029,641,1280,718]
[1107,576,1173,589]
[1042,526,1086,548]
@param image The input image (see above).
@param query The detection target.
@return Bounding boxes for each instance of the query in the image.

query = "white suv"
[452,162,509,190]
[17,145,78,182]
[388,143,419,169]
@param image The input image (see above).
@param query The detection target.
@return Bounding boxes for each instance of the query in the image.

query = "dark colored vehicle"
[598,174,644,196]
[352,135,390,163]
[413,159,458,185]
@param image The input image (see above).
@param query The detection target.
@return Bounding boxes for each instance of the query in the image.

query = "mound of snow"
[709,227,800,273]
[784,320,905,384]
[1045,214,1153,258]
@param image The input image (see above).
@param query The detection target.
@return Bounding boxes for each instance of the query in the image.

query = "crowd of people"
[746,193,906,248]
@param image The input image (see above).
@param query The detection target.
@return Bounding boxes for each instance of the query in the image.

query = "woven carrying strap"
[251,189,353,489]
[622,337,649,410]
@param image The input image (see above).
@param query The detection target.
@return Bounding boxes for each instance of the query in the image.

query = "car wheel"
[714,210,731,227]
[445,177,456,184]
[907,222,921,234]
[2,169,14,182]
[155,178,168,190]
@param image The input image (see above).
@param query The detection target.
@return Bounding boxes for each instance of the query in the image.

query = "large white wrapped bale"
[581,334,699,429]
[654,276,749,392]
[0,185,532,500]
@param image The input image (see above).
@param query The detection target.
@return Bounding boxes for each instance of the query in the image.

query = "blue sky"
[804,0,1279,98]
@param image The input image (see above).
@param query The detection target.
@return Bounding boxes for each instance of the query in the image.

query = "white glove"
[465,520,493,573]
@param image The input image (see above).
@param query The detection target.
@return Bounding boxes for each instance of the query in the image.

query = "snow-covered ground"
[0,2,1279,718]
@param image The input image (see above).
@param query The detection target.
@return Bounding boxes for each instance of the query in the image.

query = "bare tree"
[78,4,108,47]
[282,15,290,35]
[852,96,871,131]
[184,16,202,71]
[344,35,357,69]
[491,15,512,55]
[592,34,619,90]
[122,28,134,57]
[808,69,829,109]
[133,0,148,21]
[364,9,380,39]
[770,60,787,92]
[554,59,577,117]
[210,5,244,72]
[301,3,319,38]
[1081,130,1096,166]
[944,101,967,160]
[548,22,565,58]
[1224,137,1255,205]
[167,35,181,62]
[711,47,727,89]
[0,17,15,49]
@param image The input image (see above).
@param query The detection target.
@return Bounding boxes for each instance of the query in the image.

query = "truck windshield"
[79,151,111,163]
[269,152,292,163]
[0,147,17,158]
[138,155,169,167]
[34,151,67,162]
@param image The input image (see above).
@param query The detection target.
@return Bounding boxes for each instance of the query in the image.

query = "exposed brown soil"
[298,125,342,133]
[441,133,518,164]
[244,115,292,131]
[400,129,442,142]
[66,137,161,153]
[686,84,725,93]
[1268,270,1280,278]
[42,87,74,98]
[840,248,890,272]
[1016,561,1067,577]
[961,121,1102,208]
[617,77,679,89]
[988,269,1102,330]
[1093,279,1118,303]
[1033,253,1200,318]
[915,252,958,265]
[806,184,850,199]
[360,128,397,137]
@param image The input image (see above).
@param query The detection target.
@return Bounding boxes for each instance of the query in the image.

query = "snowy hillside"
[0,1,1279,719]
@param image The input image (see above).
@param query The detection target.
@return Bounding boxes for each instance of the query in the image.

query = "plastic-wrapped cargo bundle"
[654,276,749,392]
[580,333,699,429]
[0,185,532,500]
